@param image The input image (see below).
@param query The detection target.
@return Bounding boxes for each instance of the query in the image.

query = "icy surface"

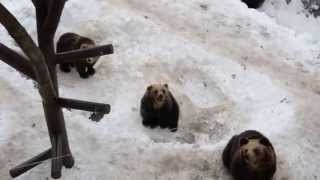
[0,0,320,179]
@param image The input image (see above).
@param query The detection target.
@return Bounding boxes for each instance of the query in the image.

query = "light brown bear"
[222,130,276,180]
[140,84,179,132]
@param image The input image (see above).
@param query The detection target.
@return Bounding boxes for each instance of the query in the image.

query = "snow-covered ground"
[0,0,320,179]
[262,0,320,41]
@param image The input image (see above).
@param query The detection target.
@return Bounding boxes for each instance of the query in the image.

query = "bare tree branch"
[0,42,36,80]
[56,44,114,64]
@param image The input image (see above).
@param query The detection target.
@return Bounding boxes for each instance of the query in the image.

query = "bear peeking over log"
[57,32,100,79]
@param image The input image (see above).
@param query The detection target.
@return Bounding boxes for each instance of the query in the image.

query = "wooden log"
[57,97,111,114]
[9,149,51,178]
[42,0,66,41]
[51,134,63,179]
[0,43,36,80]
[62,135,75,168]
[33,0,75,173]
[32,0,48,42]
[0,3,74,179]
[56,44,114,64]
[0,3,57,99]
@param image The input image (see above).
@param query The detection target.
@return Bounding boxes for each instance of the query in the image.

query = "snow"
[0,0,320,179]
[262,0,320,41]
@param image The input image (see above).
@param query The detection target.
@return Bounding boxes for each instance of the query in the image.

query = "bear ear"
[164,84,169,89]
[260,137,270,146]
[240,138,249,146]
[147,85,152,91]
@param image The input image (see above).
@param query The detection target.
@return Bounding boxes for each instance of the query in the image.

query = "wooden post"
[56,44,114,64]
[57,98,111,114]
[9,149,52,178]
[0,43,35,80]
[0,1,113,178]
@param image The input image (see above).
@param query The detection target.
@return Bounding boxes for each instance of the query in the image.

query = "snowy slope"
[0,0,320,180]
[262,0,320,41]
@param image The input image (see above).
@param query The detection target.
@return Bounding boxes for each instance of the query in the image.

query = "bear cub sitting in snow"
[241,0,265,9]
[140,84,179,132]
[57,32,100,79]
[222,130,276,180]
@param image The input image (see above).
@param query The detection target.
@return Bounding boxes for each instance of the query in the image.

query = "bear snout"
[157,94,164,101]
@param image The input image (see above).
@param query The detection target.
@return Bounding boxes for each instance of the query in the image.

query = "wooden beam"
[62,134,75,168]
[32,0,48,44]
[51,134,63,179]
[33,0,76,176]
[0,5,75,179]
[31,0,37,6]
[57,97,111,114]
[42,0,66,42]
[42,100,75,170]
[56,44,114,64]
[0,43,36,80]
[9,149,51,178]
[0,3,57,98]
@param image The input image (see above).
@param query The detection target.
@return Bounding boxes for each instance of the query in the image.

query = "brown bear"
[56,32,99,79]
[222,130,276,180]
[140,84,179,132]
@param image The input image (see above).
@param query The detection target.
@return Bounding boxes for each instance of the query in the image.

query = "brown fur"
[140,84,179,132]
[146,84,172,110]
[222,130,276,180]
[57,32,99,78]
[240,139,276,171]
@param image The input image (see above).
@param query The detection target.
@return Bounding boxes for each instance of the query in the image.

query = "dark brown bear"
[241,0,265,9]
[56,32,99,78]
[222,130,276,180]
[140,84,179,132]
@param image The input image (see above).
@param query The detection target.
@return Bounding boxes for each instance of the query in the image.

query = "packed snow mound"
[0,0,320,180]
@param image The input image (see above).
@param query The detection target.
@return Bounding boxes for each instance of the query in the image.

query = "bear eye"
[162,89,165,93]
[80,44,88,49]
[260,138,270,146]
[86,58,96,64]
[86,58,92,63]
[240,138,249,146]
[154,90,158,94]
